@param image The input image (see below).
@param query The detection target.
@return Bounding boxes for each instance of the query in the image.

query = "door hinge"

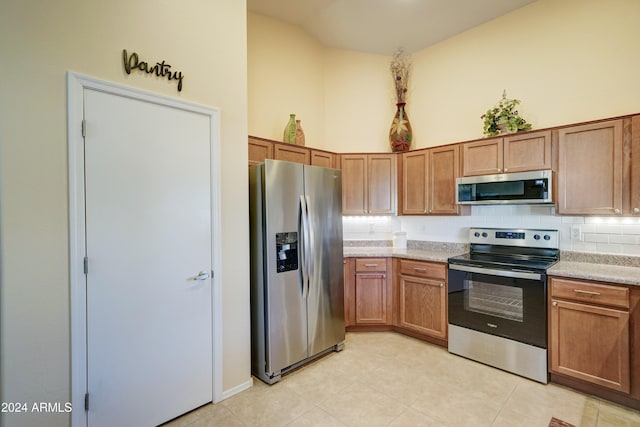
[83,257,89,275]
[81,120,86,137]
[84,393,89,411]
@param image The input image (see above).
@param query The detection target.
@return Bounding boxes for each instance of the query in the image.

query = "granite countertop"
[343,240,467,264]
[548,260,640,287]
[344,241,640,287]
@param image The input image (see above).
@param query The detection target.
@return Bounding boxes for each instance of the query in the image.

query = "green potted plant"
[481,90,532,137]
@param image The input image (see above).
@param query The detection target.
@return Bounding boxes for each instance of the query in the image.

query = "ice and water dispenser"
[275,232,298,273]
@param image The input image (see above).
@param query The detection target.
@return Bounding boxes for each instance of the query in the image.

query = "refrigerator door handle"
[299,195,310,300]
[305,195,315,284]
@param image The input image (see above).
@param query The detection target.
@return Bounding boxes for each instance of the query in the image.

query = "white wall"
[0,1,250,426]
[343,208,640,256]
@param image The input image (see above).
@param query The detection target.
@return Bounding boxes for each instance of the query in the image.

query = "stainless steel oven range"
[447,227,559,383]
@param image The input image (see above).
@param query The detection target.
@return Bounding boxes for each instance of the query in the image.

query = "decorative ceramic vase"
[283,114,296,144]
[295,120,305,146]
[389,103,412,152]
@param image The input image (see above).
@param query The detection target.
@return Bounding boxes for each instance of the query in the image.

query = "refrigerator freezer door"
[304,165,345,357]
[263,160,308,375]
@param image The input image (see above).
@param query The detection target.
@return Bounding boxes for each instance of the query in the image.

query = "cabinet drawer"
[399,259,446,280]
[550,278,629,309]
[355,258,387,272]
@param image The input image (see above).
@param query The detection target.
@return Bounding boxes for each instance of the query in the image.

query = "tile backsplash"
[343,205,640,256]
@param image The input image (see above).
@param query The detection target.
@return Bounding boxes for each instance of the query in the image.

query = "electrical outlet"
[570,225,582,241]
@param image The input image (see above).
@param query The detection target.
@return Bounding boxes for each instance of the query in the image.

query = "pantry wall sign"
[122,49,184,92]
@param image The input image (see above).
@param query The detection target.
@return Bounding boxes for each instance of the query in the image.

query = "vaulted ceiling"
[247,0,538,55]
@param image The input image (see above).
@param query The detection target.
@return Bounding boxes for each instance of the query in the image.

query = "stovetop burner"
[448,227,559,272]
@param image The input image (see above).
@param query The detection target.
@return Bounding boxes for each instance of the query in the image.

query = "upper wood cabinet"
[463,138,503,176]
[557,119,624,215]
[311,149,336,168]
[274,143,310,164]
[401,145,463,215]
[503,130,552,173]
[631,116,640,216]
[462,130,551,176]
[248,137,273,167]
[341,154,396,215]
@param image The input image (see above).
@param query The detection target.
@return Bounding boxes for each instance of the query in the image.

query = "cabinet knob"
[552,301,558,307]
[504,168,508,172]
[497,168,502,172]
[614,208,621,214]
[634,207,640,214]
[440,283,444,288]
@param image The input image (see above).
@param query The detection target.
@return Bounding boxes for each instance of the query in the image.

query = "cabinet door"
[503,130,552,173]
[341,155,367,214]
[248,137,273,167]
[311,150,336,168]
[343,258,355,327]
[401,150,428,214]
[550,298,630,393]
[462,138,503,176]
[355,273,388,324]
[429,145,460,215]
[399,275,446,339]
[274,143,311,164]
[631,116,640,216]
[557,120,623,215]
[368,154,397,214]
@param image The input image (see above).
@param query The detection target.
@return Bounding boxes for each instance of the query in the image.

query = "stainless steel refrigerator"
[249,159,345,384]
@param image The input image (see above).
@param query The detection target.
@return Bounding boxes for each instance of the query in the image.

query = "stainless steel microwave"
[456,170,553,205]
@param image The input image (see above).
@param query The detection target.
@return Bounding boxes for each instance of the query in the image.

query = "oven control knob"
[544,235,551,241]
[474,232,480,237]
[533,234,540,240]
[481,232,488,238]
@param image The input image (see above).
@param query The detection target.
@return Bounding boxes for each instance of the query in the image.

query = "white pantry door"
[84,88,213,427]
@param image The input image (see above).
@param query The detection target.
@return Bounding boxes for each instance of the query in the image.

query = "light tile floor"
[164,332,640,427]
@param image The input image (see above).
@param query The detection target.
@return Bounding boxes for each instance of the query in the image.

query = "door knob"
[192,271,211,281]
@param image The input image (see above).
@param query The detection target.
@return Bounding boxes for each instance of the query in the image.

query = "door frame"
[67,72,223,427]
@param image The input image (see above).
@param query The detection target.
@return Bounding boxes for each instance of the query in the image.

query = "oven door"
[448,264,547,348]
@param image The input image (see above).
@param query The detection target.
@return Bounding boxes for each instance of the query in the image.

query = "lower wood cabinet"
[549,277,632,394]
[344,256,448,344]
[397,259,447,341]
[344,258,392,327]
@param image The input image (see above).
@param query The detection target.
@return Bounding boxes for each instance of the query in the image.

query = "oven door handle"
[448,264,543,281]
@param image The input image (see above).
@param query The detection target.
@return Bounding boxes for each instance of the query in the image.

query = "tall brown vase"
[389,102,412,152]
[295,120,305,146]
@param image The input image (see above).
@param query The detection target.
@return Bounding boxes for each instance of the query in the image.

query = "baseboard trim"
[219,377,254,401]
